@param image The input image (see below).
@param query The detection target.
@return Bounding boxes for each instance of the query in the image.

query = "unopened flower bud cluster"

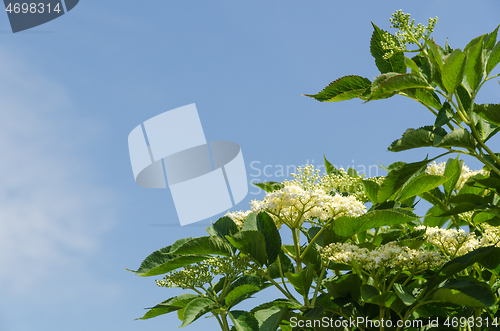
[381,10,438,59]
[156,255,252,289]
[321,241,445,272]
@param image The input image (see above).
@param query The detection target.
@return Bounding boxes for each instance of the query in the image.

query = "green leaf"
[377,159,431,203]
[426,246,500,292]
[285,265,313,296]
[304,75,372,102]
[424,205,449,228]
[412,55,434,83]
[253,182,283,193]
[427,38,445,71]
[324,155,341,176]
[433,279,495,308]
[180,297,218,328]
[443,157,463,197]
[212,216,239,240]
[393,283,416,306]
[362,179,380,204]
[137,293,199,320]
[474,113,499,142]
[242,212,281,265]
[412,88,442,110]
[398,174,448,201]
[225,285,260,307]
[474,104,500,125]
[434,102,454,128]
[334,209,418,238]
[361,284,379,301]
[170,236,233,256]
[435,128,476,150]
[370,22,406,74]
[487,40,500,75]
[465,36,485,91]
[322,273,362,301]
[253,307,287,331]
[127,244,212,277]
[442,49,467,94]
[485,25,499,50]
[369,73,430,100]
[388,126,443,152]
[228,311,260,331]
[227,231,268,266]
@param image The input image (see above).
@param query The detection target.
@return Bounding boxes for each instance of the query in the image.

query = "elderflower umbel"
[250,184,366,228]
[321,241,445,272]
[414,225,480,258]
[156,255,252,289]
[284,164,384,203]
[425,161,488,191]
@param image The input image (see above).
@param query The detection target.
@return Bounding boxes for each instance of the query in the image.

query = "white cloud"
[0,48,117,296]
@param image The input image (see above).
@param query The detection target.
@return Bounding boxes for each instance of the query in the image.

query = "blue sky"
[0,1,499,330]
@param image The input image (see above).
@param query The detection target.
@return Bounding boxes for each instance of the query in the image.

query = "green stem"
[474,308,482,331]
[277,254,295,300]
[221,311,231,331]
[311,267,327,306]
[251,265,298,302]
[292,228,302,272]
[213,313,226,331]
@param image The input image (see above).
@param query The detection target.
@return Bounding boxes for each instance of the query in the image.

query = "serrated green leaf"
[474,104,500,125]
[225,285,260,307]
[369,73,430,100]
[253,307,287,331]
[412,55,434,83]
[227,231,268,266]
[304,75,372,102]
[377,159,431,203]
[170,236,233,256]
[426,246,500,292]
[443,49,467,94]
[487,40,500,75]
[137,293,199,320]
[435,128,476,150]
[433,279,495,308]
[127,243,212,277]
[229,310,260,331]
[388,126,442,152]
[212,216,239,240]
[362,179,380,204]
[393,283,416,306]
[398,174,448,201]
[434,102,454,128]
[334,209,418,238]
[465,36,485,91]
[323,273,362,301]
[428,38,445,71]
[242,212,281,266]
[474,113,499,142]
[253,181,284,193]
[180,297,218,328]
[370,23,406,74]
[285,265,313,296]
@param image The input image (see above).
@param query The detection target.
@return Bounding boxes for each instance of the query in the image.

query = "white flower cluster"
[481,223,500,246]
[224,210,252,229]
[321,241,445,271]
[426,161,487,190]
[414,225,480,258]
[250,184,366,228]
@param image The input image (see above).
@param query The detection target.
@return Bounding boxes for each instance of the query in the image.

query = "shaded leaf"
[435,128,476,150]
[285,265,313,296]
[227,231,268,266]
[225,285,260,307]
[369,73,430,100]
[433,279,495,308]
[180,297,218,328]
[228,310,259,331]
[474,104,500,125]
[242,212,281,266]
[370,22,406,74]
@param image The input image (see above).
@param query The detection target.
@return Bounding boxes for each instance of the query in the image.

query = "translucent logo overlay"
[3,0,79,33]
[128,104,248,226]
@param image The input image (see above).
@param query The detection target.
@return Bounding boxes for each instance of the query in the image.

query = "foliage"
[130,11,500,331]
